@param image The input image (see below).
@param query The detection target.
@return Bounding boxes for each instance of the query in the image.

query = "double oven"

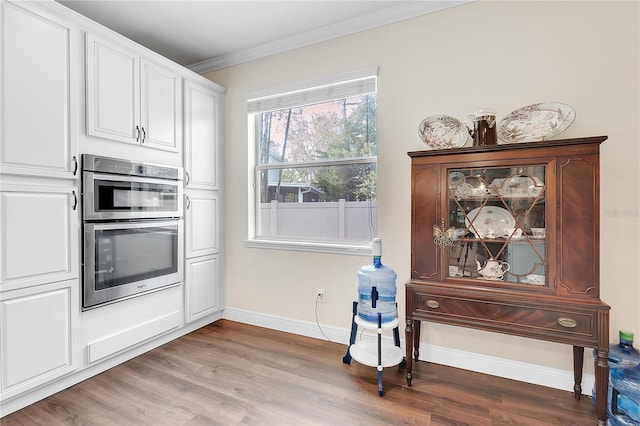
[82,154,183,310]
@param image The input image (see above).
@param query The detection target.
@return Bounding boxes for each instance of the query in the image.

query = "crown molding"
[188,0,473,74]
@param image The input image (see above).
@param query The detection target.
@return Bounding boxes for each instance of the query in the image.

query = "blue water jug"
[610,331,640,367]
[593,331,640,419]
[357,238,397,323]
[600,331,640,425]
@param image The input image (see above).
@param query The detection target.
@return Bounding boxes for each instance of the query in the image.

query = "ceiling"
[55,1,471,73]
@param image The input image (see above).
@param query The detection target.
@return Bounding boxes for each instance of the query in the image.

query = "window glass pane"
[257,165,377,242]
[257,94,377,164]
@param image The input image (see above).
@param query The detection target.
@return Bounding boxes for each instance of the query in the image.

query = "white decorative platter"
[497,102,576,143]
[418,115,469,149]
[465,206,515,239]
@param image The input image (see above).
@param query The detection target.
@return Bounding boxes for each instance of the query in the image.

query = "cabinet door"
[557,154,599,297]
[184,80,219,190]
[0,279,79,400]
[184,190,219,258]
[0,183,79,291]
[86,33,140,145]
[140,59,182,152]
[185,255,219,323]
[0,1,79,178]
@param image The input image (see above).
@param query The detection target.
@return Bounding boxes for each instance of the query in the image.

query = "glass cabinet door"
[444,165,546,285]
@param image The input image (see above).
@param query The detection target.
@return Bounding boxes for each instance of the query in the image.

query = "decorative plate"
[497,102,576,143]
[489,176,543,198]
[464,206,515,239]
[418,115,469,149]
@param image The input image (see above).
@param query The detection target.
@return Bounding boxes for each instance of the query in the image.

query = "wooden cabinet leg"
[594,347,609,426]
[405,318,413,386]
[572,346,584,400]
[413,320,421,362]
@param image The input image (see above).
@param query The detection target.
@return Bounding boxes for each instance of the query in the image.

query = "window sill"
[245,238,372,256]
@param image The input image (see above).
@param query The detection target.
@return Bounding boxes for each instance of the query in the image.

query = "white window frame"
[245,67,378,255]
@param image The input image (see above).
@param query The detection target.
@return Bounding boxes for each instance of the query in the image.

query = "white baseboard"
[223,307,595,396]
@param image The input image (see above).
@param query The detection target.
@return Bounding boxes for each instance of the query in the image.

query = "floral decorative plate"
[489,176,544,198]
[497,102,576,143]
[418,115,469,149]
[464,206,515,239]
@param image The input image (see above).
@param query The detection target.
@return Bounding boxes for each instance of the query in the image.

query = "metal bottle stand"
[343,301,405,396]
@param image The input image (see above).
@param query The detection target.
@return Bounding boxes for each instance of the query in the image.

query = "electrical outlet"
[316,288,326,303]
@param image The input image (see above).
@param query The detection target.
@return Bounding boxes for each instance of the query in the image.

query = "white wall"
[204,1,639,382]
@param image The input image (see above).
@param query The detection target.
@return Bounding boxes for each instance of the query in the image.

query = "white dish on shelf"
[497,102,576,143]
[418,115,469,149]
[465,206,515,239]
[489,176,543,198]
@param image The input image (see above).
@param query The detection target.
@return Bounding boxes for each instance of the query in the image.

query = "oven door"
[83,171,183,220]
[83,219,183,309]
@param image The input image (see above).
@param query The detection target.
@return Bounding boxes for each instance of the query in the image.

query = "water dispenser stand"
[342,301,405,396]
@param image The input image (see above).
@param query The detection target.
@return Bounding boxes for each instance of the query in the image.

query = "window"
[247,68,378,254]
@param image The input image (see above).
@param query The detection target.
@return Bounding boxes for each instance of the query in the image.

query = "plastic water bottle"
[609,331,640,367]
[593,331,640,422]
[605,331,640,425]
[357,238,397,323]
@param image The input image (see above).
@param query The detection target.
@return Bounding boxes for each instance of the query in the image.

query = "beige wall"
[204,1,639,375]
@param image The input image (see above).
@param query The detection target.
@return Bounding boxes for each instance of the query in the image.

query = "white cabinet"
[185,255,219,323]
[183,77,225,323]
[185,190,219,258]
[0,181,80,291]
[86,33,181,152]
[184,79,221,190]
[0,0,79,178]
[0,279,79,400]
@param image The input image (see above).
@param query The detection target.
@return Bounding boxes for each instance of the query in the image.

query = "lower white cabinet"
[185,255,219,323]
[0,181,80,291]
[0,279,79,400]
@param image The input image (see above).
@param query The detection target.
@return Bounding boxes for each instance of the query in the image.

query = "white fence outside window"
[259,200,377,242]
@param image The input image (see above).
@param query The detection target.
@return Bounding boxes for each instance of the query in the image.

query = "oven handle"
[87,171,181,186]
[87,219,182,231]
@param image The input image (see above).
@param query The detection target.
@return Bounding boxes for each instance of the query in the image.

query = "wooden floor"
[3,320,597,425]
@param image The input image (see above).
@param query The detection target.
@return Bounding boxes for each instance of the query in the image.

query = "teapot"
[476,255,510,280]
[466,109,497,146]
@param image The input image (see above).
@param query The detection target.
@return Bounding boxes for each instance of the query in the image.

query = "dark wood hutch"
[405,136,610,425]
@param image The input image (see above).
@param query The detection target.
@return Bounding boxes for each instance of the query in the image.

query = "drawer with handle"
[411,291,597,344]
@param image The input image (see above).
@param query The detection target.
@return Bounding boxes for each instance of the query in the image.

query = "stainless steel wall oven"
[82,154,183,310]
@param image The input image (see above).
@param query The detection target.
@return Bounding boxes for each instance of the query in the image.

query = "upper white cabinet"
[86,34,182,152]
[0,1,79,178]
[184,80,221,190]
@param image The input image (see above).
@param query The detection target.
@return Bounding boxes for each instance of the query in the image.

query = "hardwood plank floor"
[3,320,597,425]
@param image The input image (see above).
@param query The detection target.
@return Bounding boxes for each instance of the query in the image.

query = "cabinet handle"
[557,317,577,328]
[72,156,78,176]
[72,190,78,210]
[185,171,190,186]
[426,300,440,309]
[141,127,146,143]
[185,195,191,210]
[136,125,141,142]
